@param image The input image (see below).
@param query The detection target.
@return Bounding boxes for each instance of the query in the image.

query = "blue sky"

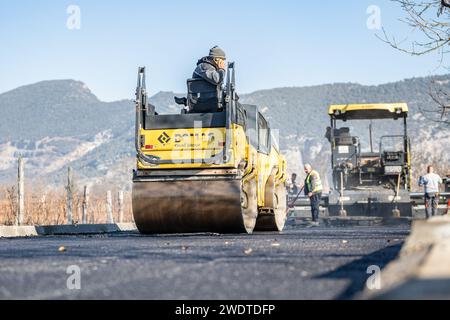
[0,0,447,101]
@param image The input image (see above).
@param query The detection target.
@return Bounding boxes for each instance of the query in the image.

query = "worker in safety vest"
[303,164,323,227]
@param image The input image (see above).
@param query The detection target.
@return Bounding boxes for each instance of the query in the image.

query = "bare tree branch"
[426,80,450,123]
[381,0,450,55]
[383,1,450,124]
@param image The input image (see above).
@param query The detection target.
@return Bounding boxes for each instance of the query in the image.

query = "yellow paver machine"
[132,64,287,234]
[326,103,413,217]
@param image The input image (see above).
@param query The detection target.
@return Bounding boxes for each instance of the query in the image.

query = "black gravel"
[0,225,409,300]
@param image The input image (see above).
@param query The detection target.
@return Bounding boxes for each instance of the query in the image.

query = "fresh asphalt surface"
[0,224,409,300]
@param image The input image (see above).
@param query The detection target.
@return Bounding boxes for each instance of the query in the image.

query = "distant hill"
[0,75,448,190]
[0,80,133,141]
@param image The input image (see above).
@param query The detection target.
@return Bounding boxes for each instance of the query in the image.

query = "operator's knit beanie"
[209,46,226,59]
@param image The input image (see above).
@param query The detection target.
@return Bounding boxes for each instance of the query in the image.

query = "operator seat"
[334,127,354,145]
[175,78,223,114]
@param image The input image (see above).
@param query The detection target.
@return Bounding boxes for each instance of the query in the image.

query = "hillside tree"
[381,0,450,123]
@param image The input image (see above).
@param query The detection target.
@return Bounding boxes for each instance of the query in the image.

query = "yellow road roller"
[132,64,287,234]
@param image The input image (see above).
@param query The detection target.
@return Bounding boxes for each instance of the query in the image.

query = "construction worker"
[193,46,227,86]
[419,165,443,219]
[303,164,323,227]
[288,173,299,195]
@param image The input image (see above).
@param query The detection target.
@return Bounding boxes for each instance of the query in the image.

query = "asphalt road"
[0,225,409,300]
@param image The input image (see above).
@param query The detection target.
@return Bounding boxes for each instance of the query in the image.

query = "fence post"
[82,185,89,224]
[66,167,74,224]
[118,190,124,223]
[106,190,114,224]
[40,194,46,224]
[16,156,24,226]
[90,201,95,224]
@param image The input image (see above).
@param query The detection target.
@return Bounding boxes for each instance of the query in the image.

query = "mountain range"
[0,75,449,192]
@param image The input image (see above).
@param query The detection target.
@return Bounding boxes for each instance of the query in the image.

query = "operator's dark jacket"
[193,57,225,86]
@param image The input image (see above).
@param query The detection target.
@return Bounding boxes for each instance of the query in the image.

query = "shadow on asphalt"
[316,243,403,300]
